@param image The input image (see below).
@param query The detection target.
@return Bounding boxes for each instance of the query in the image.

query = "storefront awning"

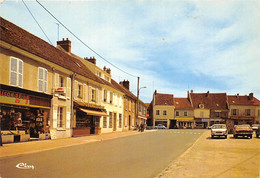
[79,108,109,117]
[138,115,147,120]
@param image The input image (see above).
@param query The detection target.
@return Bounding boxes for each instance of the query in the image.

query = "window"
[109,112,113,128]
[176,111,179,116]
[91,89,96,102]
[103,90,107,102]
[184,112,187,116]
[245,109,251,116]
[199,104,204,109]
[10,57,23,87]
[57,107,63,128]
[119,114,122,128]
[163,110,167,115]
[216,112,220,118]
[38,67,47,93]
[59,76,64,87]
[110,92,113,104]
[232,109,238,116]
[156,110,160,115]
[103,117,107,128]
[78,84,83,98]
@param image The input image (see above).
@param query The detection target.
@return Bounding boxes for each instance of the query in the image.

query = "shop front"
[195,118,209,129]
[226,116,255,133]
[72,101,109,137]
[176,117,194,129]
[0,85,52,144]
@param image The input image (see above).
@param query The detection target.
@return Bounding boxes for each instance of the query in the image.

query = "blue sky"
[1,0,260,103]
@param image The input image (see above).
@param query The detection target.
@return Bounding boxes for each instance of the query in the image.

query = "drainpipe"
[71,73,76,134]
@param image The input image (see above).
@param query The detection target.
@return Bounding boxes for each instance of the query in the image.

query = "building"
[174,97,194,128]
[151,90,175,129]
[137,100,148,126]
[227,93,260,132]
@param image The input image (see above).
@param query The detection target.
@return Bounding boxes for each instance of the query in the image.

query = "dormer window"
[199,104,204,109]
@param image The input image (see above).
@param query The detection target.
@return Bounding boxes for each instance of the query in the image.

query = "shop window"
[245,109,251,116]
[109,112,112,128]
[103,117,107,128]
[103,90,107,102]
[119,113,122,128]
[38,67,48,93]
[10,57,23,87]
[78,84,83,98]
[163,110,167,115]
[184,112,187,116]
[57,107,63,128]
[91,89,96,102]
[176,111,179,116]
[156,110,160,115]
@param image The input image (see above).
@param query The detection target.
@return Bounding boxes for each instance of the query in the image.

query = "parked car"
[256,126,260,138]
[252,124,260,131]
[211,124,228,139]
[233,125,253,139]
[155,124,166,129]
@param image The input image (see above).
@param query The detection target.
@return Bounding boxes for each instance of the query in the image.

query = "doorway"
[113,113,117,131]
[128,115,131,130]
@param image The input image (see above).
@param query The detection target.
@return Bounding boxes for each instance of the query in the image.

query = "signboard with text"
[0,89,30,105]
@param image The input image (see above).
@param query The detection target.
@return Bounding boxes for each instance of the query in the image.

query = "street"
[0,130,204,178]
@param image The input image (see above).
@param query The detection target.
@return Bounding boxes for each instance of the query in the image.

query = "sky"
[1,0,260,103]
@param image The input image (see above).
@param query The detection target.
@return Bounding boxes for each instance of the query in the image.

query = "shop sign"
[0,89,30,105]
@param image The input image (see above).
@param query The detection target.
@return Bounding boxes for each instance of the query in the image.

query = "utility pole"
[136,76,140,127]
[55,22,60,41]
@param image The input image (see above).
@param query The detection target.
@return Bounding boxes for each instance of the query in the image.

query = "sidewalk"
[0,130,153,158]
[156,130,260,178]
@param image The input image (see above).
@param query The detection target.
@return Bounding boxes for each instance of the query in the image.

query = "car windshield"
[235,125,250,129]
[212,125,226,129]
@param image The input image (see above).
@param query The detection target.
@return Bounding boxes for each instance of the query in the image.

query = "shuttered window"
[119,114,122,128]
[38,67,48,93]
[10,57,23,87]
[103,117,107,128]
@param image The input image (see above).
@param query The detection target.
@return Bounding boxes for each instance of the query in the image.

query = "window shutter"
[67,77,71,99]
[10,57,17,86]
[52,105,57,129]
[83,84,88,102]
[18,60,23,87]
[66,107,70,129]
[38,68,43,92]
[74,80,78,99]
[96,88,99,104]
[89,86,92,102]
[55,73,59,88]
[44,69,48,93]
[107,90,110,103]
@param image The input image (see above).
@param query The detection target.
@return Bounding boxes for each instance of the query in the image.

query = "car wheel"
[249,135,252,139]
[224,135,227,139]
[234,135,237,138]
[211,135,214,139]
[257,134,259,138]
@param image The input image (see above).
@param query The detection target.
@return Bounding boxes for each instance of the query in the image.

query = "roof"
[0,17,102,85]
[174,98,192,109]
[190,92,228,110]
[227,95,260,106]
[154,93,174,105]
[111,79,137,101]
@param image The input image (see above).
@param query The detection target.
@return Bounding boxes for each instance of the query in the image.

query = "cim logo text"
[16,163,34,170]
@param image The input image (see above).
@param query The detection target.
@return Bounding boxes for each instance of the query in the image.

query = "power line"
[22,0,53,45]
[35,0,138,78]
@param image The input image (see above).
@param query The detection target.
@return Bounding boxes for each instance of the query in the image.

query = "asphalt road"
[0,129,205,178]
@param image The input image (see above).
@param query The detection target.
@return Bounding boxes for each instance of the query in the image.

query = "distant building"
[174,97,194,128]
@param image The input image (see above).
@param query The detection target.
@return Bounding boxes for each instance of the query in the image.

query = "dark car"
[256,126,260,138]
[146,126,153,130]
[233,125,253,139]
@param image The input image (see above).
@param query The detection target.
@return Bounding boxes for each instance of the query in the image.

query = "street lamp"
[136,76,147,127]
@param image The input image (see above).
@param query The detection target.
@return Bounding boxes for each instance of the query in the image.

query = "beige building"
[174,98,194,128]
[151,90,175,129]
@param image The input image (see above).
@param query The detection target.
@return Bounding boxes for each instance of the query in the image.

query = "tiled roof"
[227,95,260,106]
[111,79,137,101]
[174,98,192,109]
[0,17,102,84]
[190,92,228,110]
[154,93,174,105]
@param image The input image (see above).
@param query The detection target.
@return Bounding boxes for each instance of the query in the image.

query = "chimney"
[57,38,71,53]
[106,68,111,74]
[85,56,96,65]
[103,66,106,71]
[120,80,129,90]
[206,91,209,97]
[249,93,253,100]
[155,90,157,95]
[191,89,193,93]
[236,93,239,98]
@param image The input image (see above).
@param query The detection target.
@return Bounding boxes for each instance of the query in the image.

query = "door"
[113,113,117,131]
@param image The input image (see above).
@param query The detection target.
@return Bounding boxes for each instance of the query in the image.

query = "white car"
[211,124,228,139]
[155,124,166,129]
